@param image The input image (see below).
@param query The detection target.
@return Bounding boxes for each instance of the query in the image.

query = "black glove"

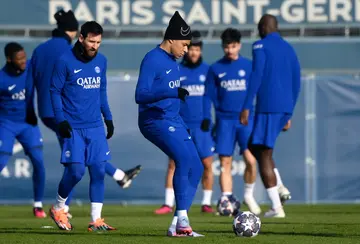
[26,111,38,126]
[200,119,211,132]
[58,120,72,138]
[178,88,189,101]
[105,120,114,139]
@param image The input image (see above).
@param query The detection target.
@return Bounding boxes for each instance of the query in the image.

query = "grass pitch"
[0,204,359,243]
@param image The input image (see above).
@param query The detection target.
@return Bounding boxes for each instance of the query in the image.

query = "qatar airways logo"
[77,77,101,89]
[220,79,246,91]
[168,80,180,89]
[182,84,204,96]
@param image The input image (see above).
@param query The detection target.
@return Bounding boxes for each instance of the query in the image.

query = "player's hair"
[221,28,242,45]
[80,21,103,38]
[4,42,23,59]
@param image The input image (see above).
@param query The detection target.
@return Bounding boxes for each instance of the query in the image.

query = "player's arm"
[100,59,112,121]
[292,53,301,110]
[135,56,178,104]
[201,67,217,131]
[100,59,114,139]
[242,43,266,110]
[25,59,37,125]
[203,67,217,120]
[50,59,67,124]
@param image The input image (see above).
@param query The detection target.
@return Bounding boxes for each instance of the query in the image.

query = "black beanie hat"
[54,9,79,31]
[190,30,203,48]
[164,11,192,40]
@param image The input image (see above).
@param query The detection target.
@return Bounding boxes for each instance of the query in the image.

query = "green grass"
[0,204,360,243]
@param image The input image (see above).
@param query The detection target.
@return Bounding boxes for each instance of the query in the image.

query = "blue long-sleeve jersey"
[50,50,112,129]
[203,56,252,120]
[243,32,301,114]
[0,62,34,122]
[31,35,72,118]
[135,46,180,120]
[179,61,210,126]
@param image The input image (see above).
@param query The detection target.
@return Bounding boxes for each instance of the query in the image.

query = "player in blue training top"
[30,9,141,218]
[154,31,215,215]
[241,15,301,218]
[49,21,116,231]
[0,42,46,218]
[135,11,204,237]
[203,28,262,215]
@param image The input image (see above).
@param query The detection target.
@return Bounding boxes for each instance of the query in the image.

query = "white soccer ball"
[216,195,234,216]
[233,211,261,237]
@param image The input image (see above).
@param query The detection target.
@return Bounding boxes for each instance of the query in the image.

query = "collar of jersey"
[156,45,176,60]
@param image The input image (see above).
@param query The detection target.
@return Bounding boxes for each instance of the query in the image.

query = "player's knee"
[219,156,232,170]
[27,148,44,170]
[0,153,10,172]
[68,163,85,183]
[89,162,106,182]
[168,158,176,171]
[202,156,213,172]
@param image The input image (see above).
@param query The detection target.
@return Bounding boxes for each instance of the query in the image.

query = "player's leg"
[41,117,73,217]
[173,132,203,236]
[140,121,203,236]
[104,161,142,189]
[192,128,214,213]
[17,124,46,218]
[273,164,291,204]
[86,126,115,231]
[49,129,86,230]
[250,113,291,218]
[155,158,175,214]
[0,121,15,172]
[215,119,236,198]
[237,121,261,215]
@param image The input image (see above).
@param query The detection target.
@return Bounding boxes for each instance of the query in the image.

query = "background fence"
[1,73,360,205]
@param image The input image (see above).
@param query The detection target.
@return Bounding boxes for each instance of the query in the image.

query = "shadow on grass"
[0,228,165,237]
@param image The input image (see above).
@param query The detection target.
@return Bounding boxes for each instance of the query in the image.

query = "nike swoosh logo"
[181,26,191,36]
[166,69,172,74]
[74,69,82,74]
[8,84,16,91]
[218,72,226,78]
[106,151,110,155]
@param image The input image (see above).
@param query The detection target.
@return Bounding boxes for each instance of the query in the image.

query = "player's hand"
[282,120,291,131]
[178,88,189,101]
[240,110,249,125]
[105,120,114,139]
[58,120,72,138]
[200,119,211,132]
[26,111,38,126]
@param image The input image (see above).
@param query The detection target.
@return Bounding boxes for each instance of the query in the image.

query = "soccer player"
[154,31,214,215]
[0,42,46,218]
[49,21,115,231]
[240,14,301,218]
[30,9,141,217]
[203,28,261,215]
[136,11,204,237]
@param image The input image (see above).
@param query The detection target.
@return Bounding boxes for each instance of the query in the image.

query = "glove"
[200,119,211,132]
[178,88,189,101]
[26,111,38,126]
[58,120,72,138]
[105,120,114,139]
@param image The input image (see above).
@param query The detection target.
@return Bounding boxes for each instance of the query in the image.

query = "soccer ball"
[216,196,234,216]
[228,195,241,216]
[233,211,261,237]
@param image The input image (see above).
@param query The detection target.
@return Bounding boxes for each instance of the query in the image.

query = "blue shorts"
[189,128,214,159]
[0,119,43,154]
[139,119,201,165]
[250,113,291,148]
[60,126,110,166]
[215,118,253,156]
